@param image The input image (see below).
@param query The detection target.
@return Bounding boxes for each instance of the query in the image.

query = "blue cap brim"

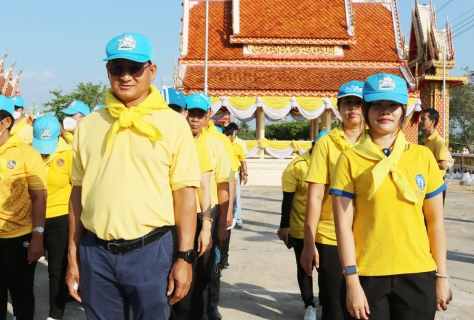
[187,105,208,112]
[337,93,363,99]
[103,53,150,63]
[60,107,82,115]
[33,137,58,155]
[364,93,408,105]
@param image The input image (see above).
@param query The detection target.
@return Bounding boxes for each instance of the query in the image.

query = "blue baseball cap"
[186,93,211,112]
[0,95,14,115]
[337,81,364,99]
[104,32,154,63]
[60,100,90,116]
[363,73,408,105]
[33,115,60,154]
[161,88,186,108]
[10,96,25,108]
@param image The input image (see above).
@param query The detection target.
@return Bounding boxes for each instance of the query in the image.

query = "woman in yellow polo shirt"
[0,95,47,320]
[33,115,72,320]
[330,73,452,319]
[301,81,365,320]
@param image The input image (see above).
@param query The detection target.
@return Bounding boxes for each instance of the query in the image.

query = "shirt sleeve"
[425,150,447,199]
[195,139,213,173]
[71,126,84,186]
[306,138,330,184]
[170,120,201,191]
[25,146,47,190]
[65,149,73,183]
[214,140,234,184]
[433,138,447,162]
[329,151,355,199]
[281,160,299,193]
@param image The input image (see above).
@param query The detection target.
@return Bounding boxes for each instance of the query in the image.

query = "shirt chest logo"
[56,158,65,167]
[415,174,425,191]
[7,160,17,169]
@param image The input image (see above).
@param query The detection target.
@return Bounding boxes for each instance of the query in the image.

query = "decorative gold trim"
[230,36,357,45]
[181,88,339,98]
[247,44,337,56]
[181,59,401,67]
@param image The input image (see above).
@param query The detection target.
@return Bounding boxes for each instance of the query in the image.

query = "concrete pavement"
[7,185,474,319]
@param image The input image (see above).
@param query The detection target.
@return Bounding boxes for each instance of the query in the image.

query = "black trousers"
[0,233,37,320]
[293,238,315,309]
[315,242,348,320]
[171,208,218,320]
[342,271,436,320]
[44,214,69,320]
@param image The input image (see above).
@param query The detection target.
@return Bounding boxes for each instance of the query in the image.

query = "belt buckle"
[107,242,120,253]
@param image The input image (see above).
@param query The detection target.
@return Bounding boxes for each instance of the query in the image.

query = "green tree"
[43,81,107,119]
[237,121,256,140]
[265,120,311,140]
[449,67,474,153]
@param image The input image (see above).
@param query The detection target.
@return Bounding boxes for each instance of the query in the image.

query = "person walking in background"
[420,108,448,202]
[32,115,72,320]
[331,73,451,319]
[9,95,33,144]
[0,95,47,320]
[59,100,90,145]
[277,130,328,320]
[301,81,365,320]
[65,33,201,320]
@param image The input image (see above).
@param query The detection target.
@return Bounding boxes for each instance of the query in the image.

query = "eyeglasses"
[107,63,151,77]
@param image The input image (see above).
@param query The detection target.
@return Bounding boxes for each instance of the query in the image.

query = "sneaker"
[208,306,222,320]
[304,306,316,320]
[47,318,59,320]
[235,223,243,229]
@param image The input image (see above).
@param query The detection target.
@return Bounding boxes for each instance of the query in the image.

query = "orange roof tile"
[232,0,350,42]
[180,65,407,97]
[184,2,400,63]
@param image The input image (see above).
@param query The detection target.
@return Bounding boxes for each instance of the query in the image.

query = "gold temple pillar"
[310,119,319,141]
[256,107,265,156]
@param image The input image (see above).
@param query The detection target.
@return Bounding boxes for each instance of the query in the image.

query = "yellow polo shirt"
[62,131,74,145]
[424,131,447,177]
[281,151,311,239]
[195,138,212,173]
[199,131,234,208]
[234,136,248,156]
[0,136,47,238]
[72,108,201,240]
[206,122,238,173]
[305,126,358,246]
[11,120,33,145]
[44,138,72,218]
[330,141,445,276]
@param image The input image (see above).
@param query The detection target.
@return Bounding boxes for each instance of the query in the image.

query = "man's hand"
[277,227,290,244]
[436,278,453,311]
[198,221,212,257]
[66,257,82,303]
[242,174,248,185]
[300,243,319,276]
[167,259,193,305]
[226,210,233,227]
[28,233,44,264]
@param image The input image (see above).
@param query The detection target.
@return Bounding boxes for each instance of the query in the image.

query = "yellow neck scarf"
[0,134,24,180]
[206,121,219,135]
[11,119,27,136]
[43,137,71,172]
[105,85,169,150]
[62,131,74,145]
[351,130,418,203]
[328,126,358,150]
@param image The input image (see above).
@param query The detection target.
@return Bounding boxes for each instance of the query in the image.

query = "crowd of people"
[0,31,452,320]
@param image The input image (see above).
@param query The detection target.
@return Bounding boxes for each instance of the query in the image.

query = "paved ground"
[7,185,474,319]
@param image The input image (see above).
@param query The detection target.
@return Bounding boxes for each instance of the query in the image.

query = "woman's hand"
[197,220,213,257]
[436,278,453,311]
[300,243,319,276]
[346,277,370,319]
[276,227,290,243]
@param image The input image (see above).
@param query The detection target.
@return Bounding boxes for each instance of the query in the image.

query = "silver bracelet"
[436,273,450,278]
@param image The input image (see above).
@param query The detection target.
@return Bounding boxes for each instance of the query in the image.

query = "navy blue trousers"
[79,230,174,320]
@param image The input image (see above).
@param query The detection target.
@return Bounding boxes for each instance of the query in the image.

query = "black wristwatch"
[177,249,198,263]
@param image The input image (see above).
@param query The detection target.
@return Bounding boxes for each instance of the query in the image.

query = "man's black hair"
[422,108,440,127]
[228,122,239,131]
[223,125,235,136]
[0,110,14,131]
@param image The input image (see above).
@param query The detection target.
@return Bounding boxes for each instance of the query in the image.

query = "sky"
[1,0,473,112]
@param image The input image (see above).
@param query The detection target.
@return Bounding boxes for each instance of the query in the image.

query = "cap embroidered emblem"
[415,174,425,191]
[117,34,136,51]
[377,75,396,91]
[41,129,52,140]
[56,159,65,167]
[11,97,17,103]
[7,160,16,169]
[345,85,362,93]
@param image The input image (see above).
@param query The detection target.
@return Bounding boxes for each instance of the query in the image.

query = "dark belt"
[87,226,171,254]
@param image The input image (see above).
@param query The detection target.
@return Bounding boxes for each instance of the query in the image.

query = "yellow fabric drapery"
[245,139,312,152]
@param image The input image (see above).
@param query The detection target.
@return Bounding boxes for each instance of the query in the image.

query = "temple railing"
[452,153,474,172]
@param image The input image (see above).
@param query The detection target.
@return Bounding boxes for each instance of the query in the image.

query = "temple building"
[177,0,426,143]
[0,53,22,98]
[406,0,468,145]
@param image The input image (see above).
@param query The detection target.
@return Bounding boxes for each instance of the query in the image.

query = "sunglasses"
[107,63,151,77]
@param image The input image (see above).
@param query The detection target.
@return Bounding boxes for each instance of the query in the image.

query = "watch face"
[187,249,198,262]
[346,265,358,275]
[34,227,44,233]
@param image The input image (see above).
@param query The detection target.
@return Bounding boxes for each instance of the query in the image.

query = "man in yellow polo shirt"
[65,33,201,320]
[420,108,447,202]
[9,96,33,144]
